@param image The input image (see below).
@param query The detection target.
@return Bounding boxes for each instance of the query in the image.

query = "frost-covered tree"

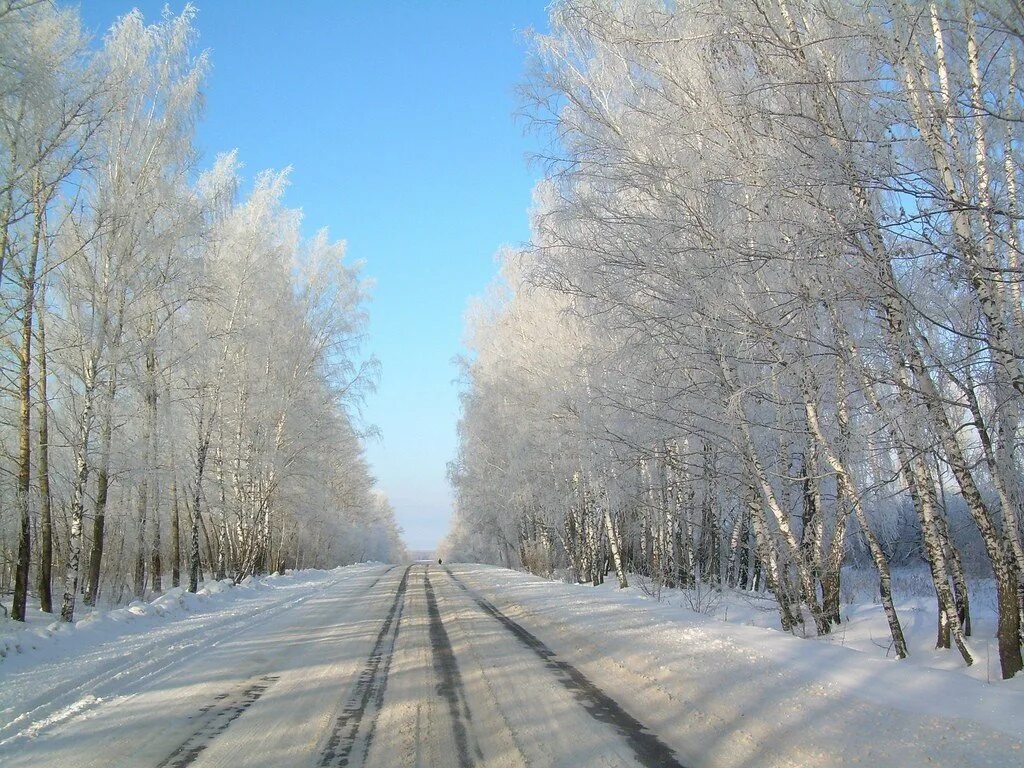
[0,0,96,622]
[0,3,404,624]
[449,0,1024,679]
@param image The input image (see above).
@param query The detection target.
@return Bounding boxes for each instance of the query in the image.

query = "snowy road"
[2,563,1022,767]
[0,564,682,768]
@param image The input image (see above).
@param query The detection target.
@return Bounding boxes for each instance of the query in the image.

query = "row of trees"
[1,2,404,623]
[446,0,1024,679]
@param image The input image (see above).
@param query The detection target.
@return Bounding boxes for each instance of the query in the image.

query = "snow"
[0,565,382,665]
[606,566,1023,688]
[1,562,1021,767]
[450,564,1024,766]
[0,563,388,756]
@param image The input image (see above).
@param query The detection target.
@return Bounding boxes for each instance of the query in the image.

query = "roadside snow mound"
[0,565,372,662]
[451,563,1024,751]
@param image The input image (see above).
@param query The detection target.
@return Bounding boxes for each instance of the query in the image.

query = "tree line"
[446,0,1024,679]
[0,2,404,624]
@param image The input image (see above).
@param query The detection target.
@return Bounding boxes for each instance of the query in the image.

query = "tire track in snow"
[0,567,391,748]
[361,565,398,592]
[446,569,686,768]
[318,564,411,767]
[423,566,480,768]
[155,674,280,768]
[152,566,400,768]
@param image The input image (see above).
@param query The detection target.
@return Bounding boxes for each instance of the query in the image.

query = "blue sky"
[78,1,552,550]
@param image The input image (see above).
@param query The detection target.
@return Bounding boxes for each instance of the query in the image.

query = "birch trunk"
[11,171,43,622]
[188,403,213,593]
[720,354,829,634]
[170,475,180,588]
[36,263,52,613]
[603,503,627,589]
[60,378,98,622]
[800,367,909,658]
[840,327,975,664]
[85,370,118,607]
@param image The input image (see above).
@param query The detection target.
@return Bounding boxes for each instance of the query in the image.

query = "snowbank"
[579,566,1023,687]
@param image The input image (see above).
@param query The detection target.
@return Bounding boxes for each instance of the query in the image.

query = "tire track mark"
[0,566,391,748]
[424,567,479,768]
[156,565,400,768]
[318,564,411,767]
[446,569,686,768]
[156,674,280,768]
[362,565,397,593]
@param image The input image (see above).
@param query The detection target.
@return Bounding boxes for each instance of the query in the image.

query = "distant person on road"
[438,558,442,565]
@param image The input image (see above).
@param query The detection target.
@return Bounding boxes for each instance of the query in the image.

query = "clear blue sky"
[78,1,551,550]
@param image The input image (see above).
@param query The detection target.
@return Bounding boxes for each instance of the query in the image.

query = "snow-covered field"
[1,562,1021,767]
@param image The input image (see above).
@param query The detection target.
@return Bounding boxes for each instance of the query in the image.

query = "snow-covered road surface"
[1,563,1021,767]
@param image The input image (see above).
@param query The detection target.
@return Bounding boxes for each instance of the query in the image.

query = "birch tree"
[450,0,1024,678]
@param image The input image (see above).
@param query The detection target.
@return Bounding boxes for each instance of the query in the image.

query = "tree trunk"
[800,370,909,659]
[36,268,52,613]
[11,173,43,622]
[170,475,181,588]
[745,482,799,630]
[85,370,118,607]
[60,380,98,622]
[603,504,627,589]
[722,352,829,634]
[188,418,212,593]
[133,484,148,599]
[800,434,824,587]
[843,329,974,665]
[148,345,161,593]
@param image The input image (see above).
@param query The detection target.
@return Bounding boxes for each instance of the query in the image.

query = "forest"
[445,0,1024,680]
[0,2,404,626]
